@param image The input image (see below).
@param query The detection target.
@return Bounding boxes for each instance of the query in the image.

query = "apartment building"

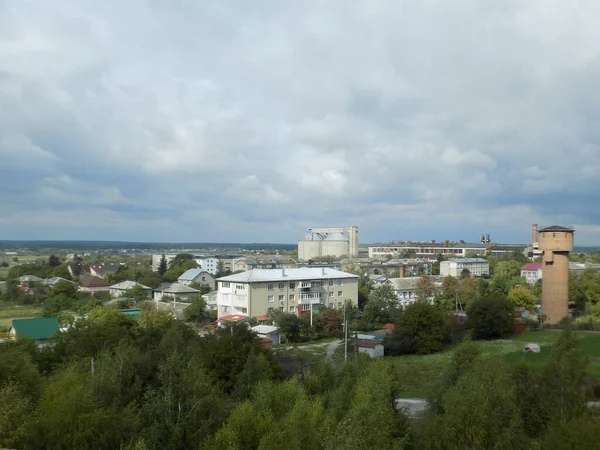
[440,258,490,277]
[368,242,487,260]
[216,268,359,318]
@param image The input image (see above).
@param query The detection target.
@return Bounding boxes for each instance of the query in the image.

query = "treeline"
[1,310,598,449]
[0,241,296,252]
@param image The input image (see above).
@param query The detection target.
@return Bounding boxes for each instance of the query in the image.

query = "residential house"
[521,262,543,285]
[153,282,201,302]
[89,264,123,279]
[216,267,359,319]
[251,325,281,345]
[368,274,388,285]
[19,275,43,285]
[9,317,60,346]
[439,258,490,277]
[350,335,385,358]
[78,275,111,294]
[177,269,216,290]
[109,281,152,298]
[387,277,440,307]
[203,290,218,310]
[41,277,75,287]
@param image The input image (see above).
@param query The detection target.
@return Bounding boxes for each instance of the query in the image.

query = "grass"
[389,331,600,398]
[0,267,9,280]
[0,306,42,331]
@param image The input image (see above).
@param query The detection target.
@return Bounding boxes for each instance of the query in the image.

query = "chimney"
[322,267,326,276]
[282,268,286,277]
[532,224,538,243]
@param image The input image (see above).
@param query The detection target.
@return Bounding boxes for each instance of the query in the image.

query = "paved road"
[325,339,342,363]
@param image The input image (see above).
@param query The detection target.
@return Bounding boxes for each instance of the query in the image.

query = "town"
[1,223,600,447]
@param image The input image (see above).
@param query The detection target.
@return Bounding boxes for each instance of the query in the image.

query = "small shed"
[252,325,281,345]
[353,339,385,359]
[9,317,60,346]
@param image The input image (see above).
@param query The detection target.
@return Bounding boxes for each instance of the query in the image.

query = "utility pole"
[344,301,348,362]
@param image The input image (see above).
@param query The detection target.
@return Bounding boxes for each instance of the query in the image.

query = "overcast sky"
[2,1,600,245]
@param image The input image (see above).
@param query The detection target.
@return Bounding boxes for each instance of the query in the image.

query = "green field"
[0,267,9,280]
[0,306,42,331]
[390,331,600,398]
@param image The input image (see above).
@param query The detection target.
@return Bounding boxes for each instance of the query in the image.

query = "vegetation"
[467,293,515,339]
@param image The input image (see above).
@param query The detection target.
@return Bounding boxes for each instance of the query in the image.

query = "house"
[41,277,75,286]
[521,262,543,285]
[368,274,388,285]
[18,275,43,285]
[216,268,359,319]
[387,277,440,307]
[78,275,111,294]
[251,325,281,345]
[90,264,123,279]
[203,290,218,310]
[440,258,490,277]
[351,338,385,358]
[109,281,152,298]
[9,317,60,346]
[153,282,201,302]
[177,269,216,290]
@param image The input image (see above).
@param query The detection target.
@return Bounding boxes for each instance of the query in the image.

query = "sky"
[2,0,600,245]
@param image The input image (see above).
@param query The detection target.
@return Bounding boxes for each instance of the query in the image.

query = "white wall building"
[387,277,440,307]
[521,262,542,285]
[152,254,177,272]
[216,268,359,318]
[368,242,487,260]
[440,258,490,277]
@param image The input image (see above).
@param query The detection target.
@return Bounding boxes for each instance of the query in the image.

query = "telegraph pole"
[344,301,348,362]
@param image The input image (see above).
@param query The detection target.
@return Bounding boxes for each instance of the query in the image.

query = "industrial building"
[297,226,359,260]
[216,267,358,318]
[538,225,574,324]
[368,241,487,260]
[440,258,490,277]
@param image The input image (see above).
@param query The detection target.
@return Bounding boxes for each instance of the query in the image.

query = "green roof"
[120,308,142,316]
[11,317,59,340]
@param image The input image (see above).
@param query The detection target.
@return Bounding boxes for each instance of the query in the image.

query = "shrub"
[467,294,514,340]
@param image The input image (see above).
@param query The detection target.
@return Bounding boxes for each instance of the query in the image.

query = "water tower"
[538,225,574,324]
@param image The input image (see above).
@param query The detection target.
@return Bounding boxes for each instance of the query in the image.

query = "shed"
[9,317,60,346]
[352,339,385,358]
[252,325,281,345]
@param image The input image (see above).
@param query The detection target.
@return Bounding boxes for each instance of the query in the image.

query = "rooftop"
[79,275,110,288]
[521,262,542,271]
[10,317,59,340]
[217,268,358,283]
[447,258,488,263]
[252,325,280,334]
[539,225,575,232]
[218,314,248,322]
[110,280,151,290]
[160,282,201,294]
[178,268,210,281]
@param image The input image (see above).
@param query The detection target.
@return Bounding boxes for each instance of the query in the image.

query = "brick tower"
[538,225,574,324]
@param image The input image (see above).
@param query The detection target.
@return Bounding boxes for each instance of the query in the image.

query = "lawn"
[390,331,600,398]
[0,267,9,280]
[0,306,42,331]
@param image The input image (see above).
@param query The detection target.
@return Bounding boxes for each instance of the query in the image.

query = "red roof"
[79,275,110,288]
[383,323,395,330]
[255,315,269,322]
[521,262,542,271]
[218,314,249,322]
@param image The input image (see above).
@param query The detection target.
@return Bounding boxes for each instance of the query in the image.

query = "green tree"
[415,274,436,301]
[467,294,514,340]
[458,275,478,307]
[183,295,209,322]
[362,283,398,329]
[158,254,168,275]
[168,253,194,269]
[508,285,537,309]
[440,275,459,310]
[276,313,301,342]
[48,254,61,267]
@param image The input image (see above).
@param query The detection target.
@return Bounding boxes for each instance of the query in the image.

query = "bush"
[467,294,514,340]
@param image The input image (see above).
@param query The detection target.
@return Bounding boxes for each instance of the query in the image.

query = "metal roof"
[178,268,211,281]
[161,282,201,294]
[11,317,59,340]
[218,268,358,283]
[539,225,575,232]
[447,258,488,263]
[109,280,151,290]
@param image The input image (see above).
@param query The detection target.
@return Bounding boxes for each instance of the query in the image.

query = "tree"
[157,254,168,275]
[189,282,213,295]
[183,295,209,322]
[460,268,471,278]
[316,308,342,336]
[387,301,450,355]
[215,260,231,278]
[51,280,78,299]
[458,275,478,307]
[467,294,514,340]
[168,253,194,269]
[48,254,61,267]
[126,284,150,303]
[276,313,301,342]
[508,285,537,309]
[362,284,398,329]
[415,274,436,301]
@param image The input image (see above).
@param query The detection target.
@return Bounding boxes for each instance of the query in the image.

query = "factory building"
[298,226,359,260]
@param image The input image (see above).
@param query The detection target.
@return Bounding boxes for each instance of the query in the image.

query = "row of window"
[267,280,343,290]
[267,291,344,303]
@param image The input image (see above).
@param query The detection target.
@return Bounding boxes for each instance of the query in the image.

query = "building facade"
[439,258,490,277]
[539,225,574,324]
[368,242,487,260]
[298,226,359,260]
[521,262,542,285]
[216,268,359,318]
[178,269,216,290]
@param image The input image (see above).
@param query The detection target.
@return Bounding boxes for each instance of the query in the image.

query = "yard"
[0,306,42,331]
[390,331,600,398]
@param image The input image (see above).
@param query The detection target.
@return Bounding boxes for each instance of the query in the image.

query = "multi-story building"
[151,254,177,271]
[216,268,358,318]
[387,277,442,308]
[440,258,489,277]
[521,262,542,285]
[195,255,241,275]
[298,226,359,260]
[368,242,487,260]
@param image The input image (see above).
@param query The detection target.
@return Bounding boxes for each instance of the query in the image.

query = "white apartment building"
[368,242,487,260]
[440,258,490,277]
[216,268,359,318]
[521,262,542,285]
[387,277,442,308]
[152,254,177,271]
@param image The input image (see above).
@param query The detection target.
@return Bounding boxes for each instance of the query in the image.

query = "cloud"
[1,0,600,244]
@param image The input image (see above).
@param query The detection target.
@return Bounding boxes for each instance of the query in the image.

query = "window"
[279,306,284,311]
[235,284,244,290]
[268,307,274,312]
[329,280,334,286]
[268,295,274,303]
[220,306,229,313]
[289,306,296,312]
[278,295,284,302]
[278,282,285,289]
[301,304,311,311]
[337,280,343,286]
[268,284,274,291]
[338,291,343,297]
[312,281,323,287]
[222,282,230,288]
[329,291,334,297]
[201,276,206,281]
[289,283,296,289]
[289,294,295,300]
